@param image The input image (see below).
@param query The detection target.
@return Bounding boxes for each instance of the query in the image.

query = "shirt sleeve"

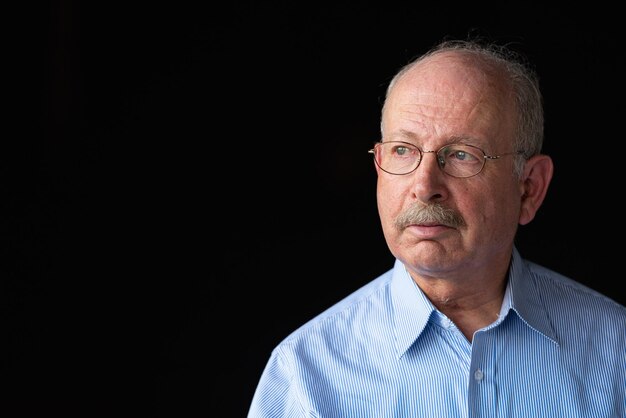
[247,346,305,418]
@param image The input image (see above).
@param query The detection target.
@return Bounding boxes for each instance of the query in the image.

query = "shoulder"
[524,259,626,322]
[277,268,395,352]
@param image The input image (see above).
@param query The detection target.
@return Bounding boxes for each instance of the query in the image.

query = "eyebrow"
[388,130,485,147]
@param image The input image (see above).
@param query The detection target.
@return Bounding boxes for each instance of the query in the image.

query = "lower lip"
[405,224,453,239]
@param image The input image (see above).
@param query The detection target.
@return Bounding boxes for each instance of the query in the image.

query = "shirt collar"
[390,259,436,357]
[390,247,557,357]
[508,247,558,344]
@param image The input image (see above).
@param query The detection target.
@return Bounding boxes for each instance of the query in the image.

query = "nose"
[418,150,445,175]
[411,150,448,202]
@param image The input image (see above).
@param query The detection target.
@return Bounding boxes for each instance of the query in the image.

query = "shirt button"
[474,369,484,381]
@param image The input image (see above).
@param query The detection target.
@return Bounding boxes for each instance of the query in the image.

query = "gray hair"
[382,39,544,178]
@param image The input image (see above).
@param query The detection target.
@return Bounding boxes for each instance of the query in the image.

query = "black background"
[7,1,625,416]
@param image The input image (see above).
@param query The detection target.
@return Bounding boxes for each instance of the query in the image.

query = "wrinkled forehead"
[390,51,515,109]
[383,51,518,142]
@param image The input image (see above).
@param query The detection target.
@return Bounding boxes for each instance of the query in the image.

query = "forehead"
[398,51,513,99]
[383,52,517,146]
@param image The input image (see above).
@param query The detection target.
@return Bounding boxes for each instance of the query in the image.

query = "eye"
[387,143,418,158]
[451,150,470,161]
[441,145,482,163]
[393,146,411,156]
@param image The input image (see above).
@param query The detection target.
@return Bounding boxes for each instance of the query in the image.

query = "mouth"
[414,221,445,227]
[404,223,456,239]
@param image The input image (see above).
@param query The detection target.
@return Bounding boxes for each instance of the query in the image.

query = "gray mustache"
[394,202,466,230]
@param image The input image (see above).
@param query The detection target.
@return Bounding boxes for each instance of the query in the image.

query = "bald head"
[383,51,517,144]
[381,40,544,176]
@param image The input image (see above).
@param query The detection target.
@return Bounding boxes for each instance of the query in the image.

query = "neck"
[415,274,507,342]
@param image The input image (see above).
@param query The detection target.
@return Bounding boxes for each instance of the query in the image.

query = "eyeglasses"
[368,141,523,178]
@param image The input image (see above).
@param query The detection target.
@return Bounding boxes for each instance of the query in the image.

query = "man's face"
[376,52,525,278]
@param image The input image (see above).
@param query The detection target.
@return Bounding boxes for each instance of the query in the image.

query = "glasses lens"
[437,144,485,178]
[377,142,420,174]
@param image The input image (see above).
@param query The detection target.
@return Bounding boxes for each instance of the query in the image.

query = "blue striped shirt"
[248,248,626,417]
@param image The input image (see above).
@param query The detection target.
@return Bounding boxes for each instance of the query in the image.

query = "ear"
[373,159,382,175]
[519,154,554,225]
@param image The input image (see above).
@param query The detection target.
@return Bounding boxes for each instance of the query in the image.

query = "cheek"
[472,184,521,230]
[457,178,514,221]
[376,179,406,224]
